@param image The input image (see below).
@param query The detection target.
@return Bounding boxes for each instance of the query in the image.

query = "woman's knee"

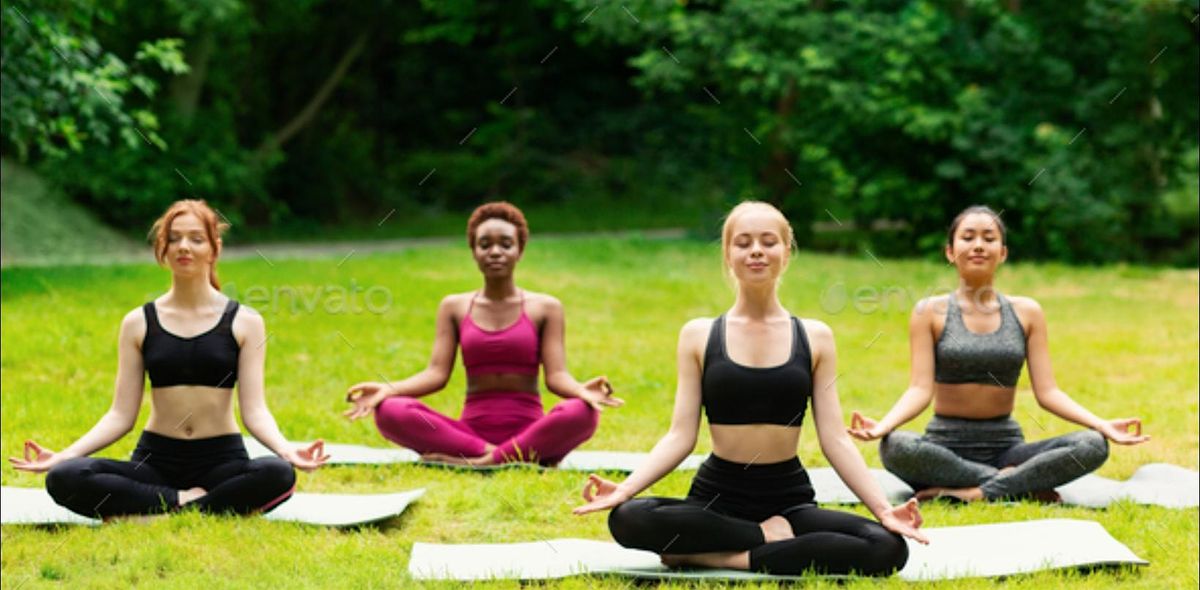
[556,399,599,431]
[45,457,92,503]
[879,431,920,470]
[1073,430,1109,470]
[607,499,658,548]
[251,457,297,493]
[374,396,423,430]
[858,526,910,576]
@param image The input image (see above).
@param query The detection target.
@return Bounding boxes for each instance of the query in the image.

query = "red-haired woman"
[10,200,328,518]
[344,201,620,466]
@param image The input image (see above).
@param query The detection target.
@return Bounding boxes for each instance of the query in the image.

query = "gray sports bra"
[934,294,1026,387]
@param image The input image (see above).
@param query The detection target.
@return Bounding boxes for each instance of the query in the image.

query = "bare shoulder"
[913,294,950,318]
[121,306,147,339]
[1005,294,1043,314]
[524,290,563,312]
[1005,294,1044,329]
[233,303,266,333]
[439,292,474,315]
[680,317,715,347]
[798,317,835,353]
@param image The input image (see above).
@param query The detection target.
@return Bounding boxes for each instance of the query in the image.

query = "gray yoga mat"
[0,486,425,527]
[407,519,1146,582]
[242,437,707,471]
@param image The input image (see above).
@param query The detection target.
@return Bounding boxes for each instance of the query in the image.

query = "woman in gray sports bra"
[847,206,1149,503]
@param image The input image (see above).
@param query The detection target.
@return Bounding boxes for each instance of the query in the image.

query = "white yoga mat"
[408,519,1146,582]
[0,486,424,527]
[1056,463,1200,508]
[243,437,707,471]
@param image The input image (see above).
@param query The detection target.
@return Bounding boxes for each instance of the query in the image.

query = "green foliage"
[1,0,1196,263]
[0,0,186,159]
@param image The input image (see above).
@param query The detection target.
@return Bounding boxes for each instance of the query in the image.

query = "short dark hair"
[948,205,1006,245]
[467,201,529,251]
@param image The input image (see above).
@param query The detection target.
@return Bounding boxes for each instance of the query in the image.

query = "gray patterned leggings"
[879,415,1109,500]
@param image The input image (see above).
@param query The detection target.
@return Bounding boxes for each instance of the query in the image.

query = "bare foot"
[915,486,984,503]
[177,487,207,506]
[759,515,795,543]
[661,551,749,570]
[1028,489,1062,503]
[420,449,497,466]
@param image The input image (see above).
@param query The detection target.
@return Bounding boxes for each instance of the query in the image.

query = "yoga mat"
[0,486,424,527]
[1056,463,1200,509]
[408,519,1146,582]
[243,437,707,471]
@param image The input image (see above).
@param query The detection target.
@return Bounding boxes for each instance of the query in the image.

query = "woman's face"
[945,212,1007,277]
[164,212,217,278]
[725,209,789,285]
[473,218,522,279]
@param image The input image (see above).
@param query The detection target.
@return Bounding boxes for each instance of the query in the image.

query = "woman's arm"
[1022,298,1148,445]
[810,320,928,543]
[574,319,706,514]
[344,295,459,419]
[540,295,620,410]
[848,300,936,440]
[11,310,146,471]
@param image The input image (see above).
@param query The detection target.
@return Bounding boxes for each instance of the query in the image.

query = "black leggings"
[45,431,296,518]
[608,455,907,576]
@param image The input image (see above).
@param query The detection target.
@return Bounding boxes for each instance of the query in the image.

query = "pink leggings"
[373,390,599,465]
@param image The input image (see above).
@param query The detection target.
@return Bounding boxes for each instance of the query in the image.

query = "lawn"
[2,237,1197,589]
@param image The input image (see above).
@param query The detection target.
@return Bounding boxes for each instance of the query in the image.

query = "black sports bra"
[142,299,240,388]
[701,314,813,426]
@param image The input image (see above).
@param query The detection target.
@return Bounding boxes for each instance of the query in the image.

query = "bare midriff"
[710,424,802,464]
[466,373,539,395]
[143,386,239,439]
[933,382,1017,419]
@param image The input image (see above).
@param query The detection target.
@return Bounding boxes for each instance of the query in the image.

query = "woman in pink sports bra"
[342,201,622,466]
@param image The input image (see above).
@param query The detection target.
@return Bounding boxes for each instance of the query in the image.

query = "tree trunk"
[254,31,370,161]
[169,31,215,122]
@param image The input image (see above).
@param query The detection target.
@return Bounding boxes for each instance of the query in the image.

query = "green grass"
[2,238,1197,589]
[0,158,142,267]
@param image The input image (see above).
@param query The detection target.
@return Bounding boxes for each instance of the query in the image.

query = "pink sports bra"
[459,291,540,378]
